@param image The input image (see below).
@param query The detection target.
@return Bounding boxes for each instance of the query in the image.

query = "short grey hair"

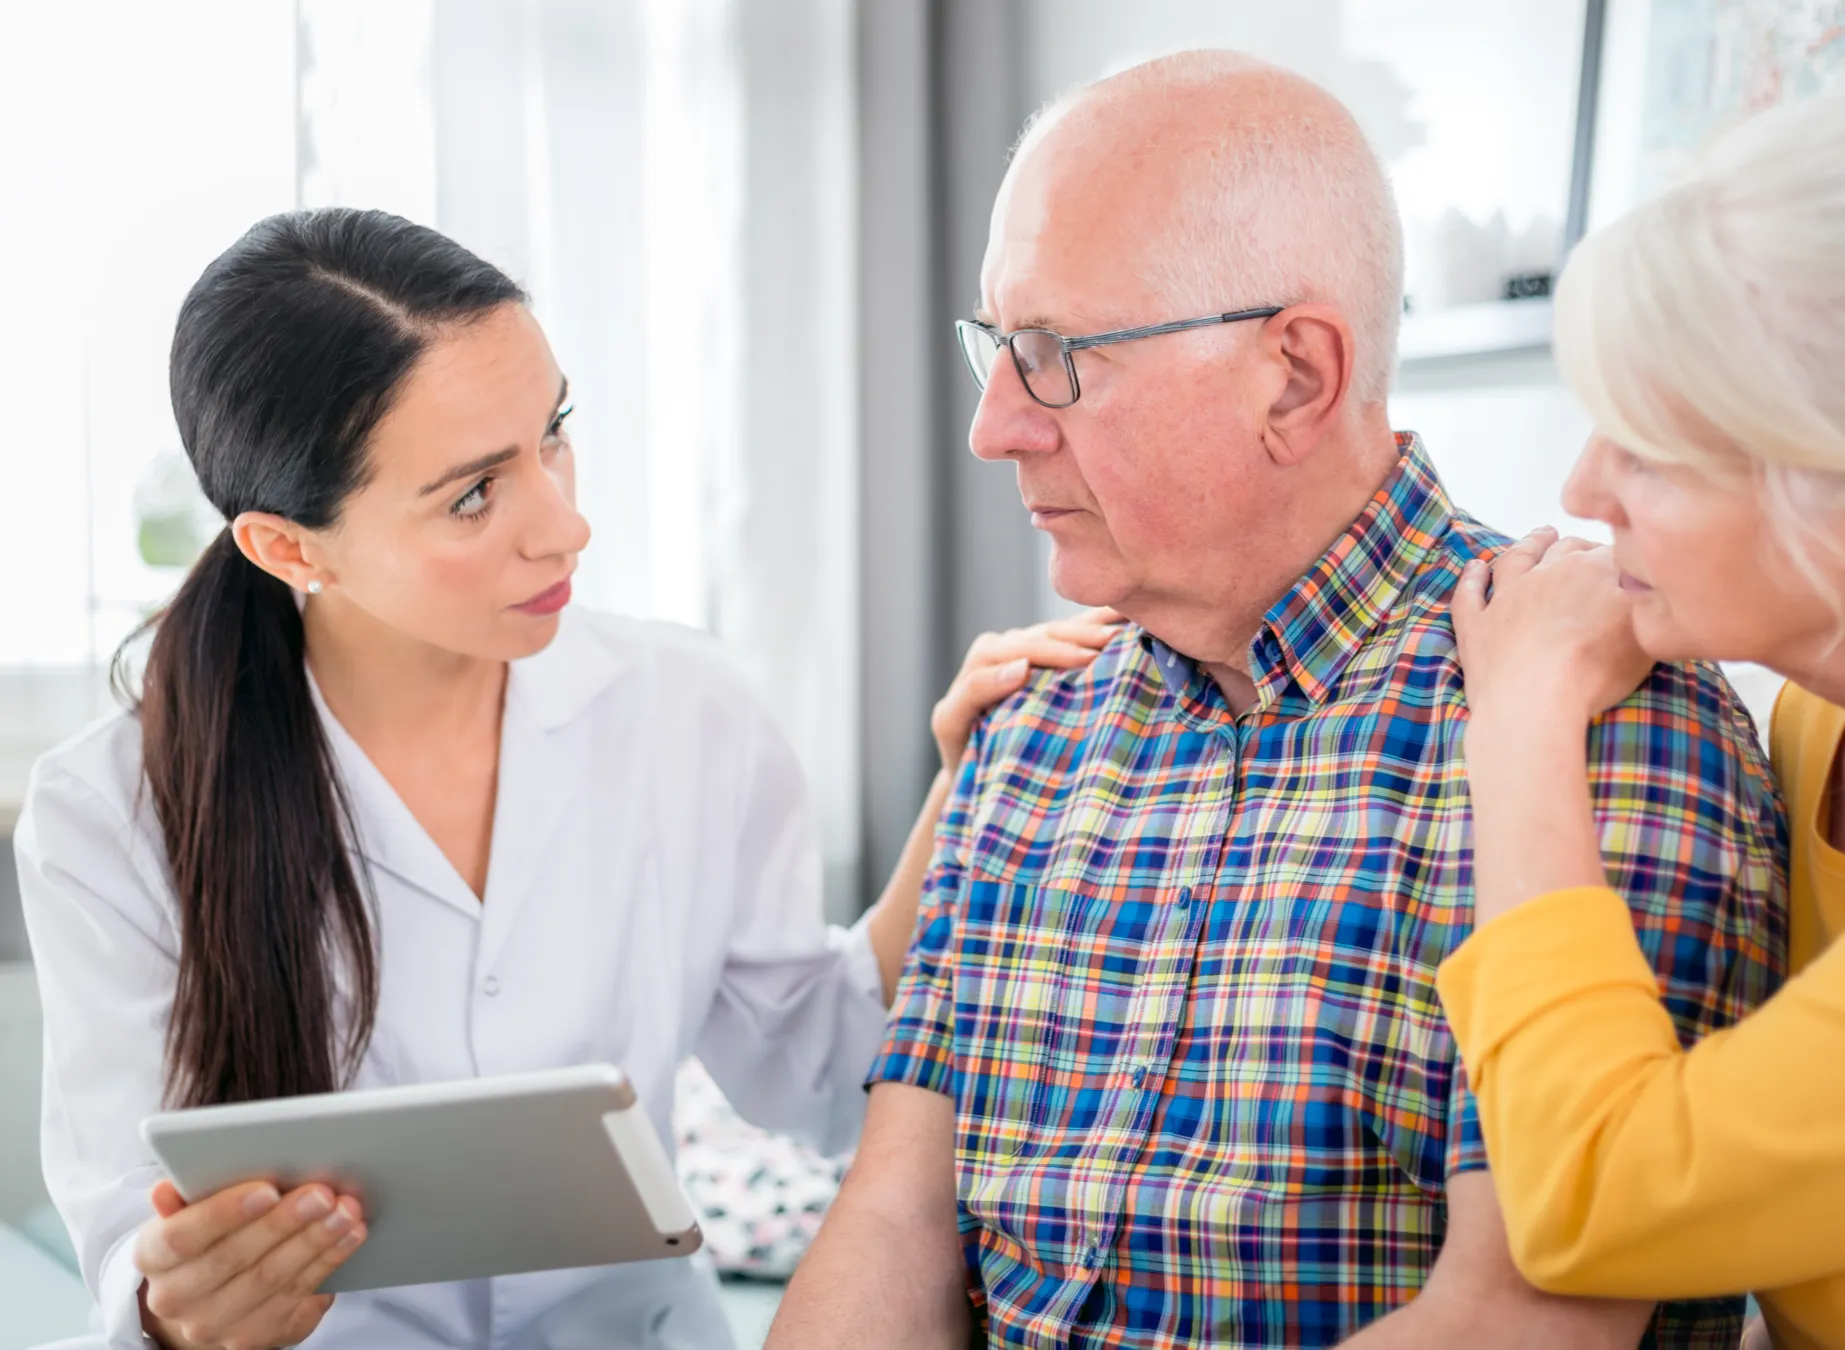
[1018,52,1406,404]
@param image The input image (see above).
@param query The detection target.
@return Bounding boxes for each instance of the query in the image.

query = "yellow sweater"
[1438,682,1845,1350]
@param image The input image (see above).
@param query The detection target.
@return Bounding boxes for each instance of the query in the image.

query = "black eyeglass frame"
[954,306,1285,409]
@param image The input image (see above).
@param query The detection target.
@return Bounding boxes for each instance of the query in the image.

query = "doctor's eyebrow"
[418,377,571,497]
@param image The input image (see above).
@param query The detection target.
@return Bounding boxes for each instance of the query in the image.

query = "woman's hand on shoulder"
[136,1177,366,1350]
[931,609,1124,774]
[1452,529,1654,730]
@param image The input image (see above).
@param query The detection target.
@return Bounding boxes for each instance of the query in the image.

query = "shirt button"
[1083,1243,1101,1269]
[482,976,501,997]
[1129,1065,1147,1089]
[1177,886,1193,907]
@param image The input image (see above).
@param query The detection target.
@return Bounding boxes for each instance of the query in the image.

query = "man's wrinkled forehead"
[978,106,1171,331]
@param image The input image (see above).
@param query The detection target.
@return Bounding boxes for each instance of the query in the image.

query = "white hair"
[1554,90,1845,601]
[1019,52,1406,404]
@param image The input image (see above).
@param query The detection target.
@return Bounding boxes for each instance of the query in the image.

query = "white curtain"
[300,0,866,917]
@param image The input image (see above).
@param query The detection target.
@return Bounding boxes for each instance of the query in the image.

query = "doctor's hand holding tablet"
[132,1178,364,1350]
[135,1065,699,1350]
[18,208,1121,1350]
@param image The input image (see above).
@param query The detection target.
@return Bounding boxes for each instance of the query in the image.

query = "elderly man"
[769,52,1783,1349]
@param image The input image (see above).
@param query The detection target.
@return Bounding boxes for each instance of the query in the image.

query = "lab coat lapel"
[312,680,485,919]
[475,612,628,972]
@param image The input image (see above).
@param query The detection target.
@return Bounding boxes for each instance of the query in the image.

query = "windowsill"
[1398,298,1554,366]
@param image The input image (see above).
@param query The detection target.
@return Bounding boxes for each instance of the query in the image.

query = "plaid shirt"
[869,435,1786,1349]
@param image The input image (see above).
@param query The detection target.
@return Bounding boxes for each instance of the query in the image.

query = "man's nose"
[967,350,1061,463]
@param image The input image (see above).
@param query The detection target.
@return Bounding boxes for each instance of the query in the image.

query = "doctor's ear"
[230,512,331,596]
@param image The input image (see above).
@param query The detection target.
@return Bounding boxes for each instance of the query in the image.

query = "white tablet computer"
[141,1063,701,1294]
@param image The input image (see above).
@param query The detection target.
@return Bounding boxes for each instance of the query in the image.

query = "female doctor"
[15,208,1116,1350]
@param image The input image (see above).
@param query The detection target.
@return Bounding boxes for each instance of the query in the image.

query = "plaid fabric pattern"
[869,435,1786,1349]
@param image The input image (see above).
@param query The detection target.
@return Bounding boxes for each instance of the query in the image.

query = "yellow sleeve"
[1437,885,1845,1298]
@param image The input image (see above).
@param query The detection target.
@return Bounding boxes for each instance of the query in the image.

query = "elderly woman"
[1435,91,1845,1350]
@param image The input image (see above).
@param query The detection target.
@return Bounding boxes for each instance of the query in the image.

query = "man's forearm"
[767,1186,972,1350]
[1337,1172,1652,1350]
[1341,1298,1648,1350]
[1338,1298,1467,1348]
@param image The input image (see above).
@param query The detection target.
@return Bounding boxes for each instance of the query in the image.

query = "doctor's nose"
[526,473,592,559]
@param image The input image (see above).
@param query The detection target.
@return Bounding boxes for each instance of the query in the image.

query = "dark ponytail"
[121,208,524,1108]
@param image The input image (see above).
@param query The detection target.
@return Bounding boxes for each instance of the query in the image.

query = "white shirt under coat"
[15,609,887,1349]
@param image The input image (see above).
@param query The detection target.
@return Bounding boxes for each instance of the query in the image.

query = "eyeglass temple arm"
[1062,307,1285,352]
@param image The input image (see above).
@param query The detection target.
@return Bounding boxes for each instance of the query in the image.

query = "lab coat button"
[482,975,501,996]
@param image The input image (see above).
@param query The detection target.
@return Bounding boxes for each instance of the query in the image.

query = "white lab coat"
[15,608,887,1349]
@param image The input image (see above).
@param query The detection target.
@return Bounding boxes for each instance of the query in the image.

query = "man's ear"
[1255,305,1356,467]
[230,511,327,594]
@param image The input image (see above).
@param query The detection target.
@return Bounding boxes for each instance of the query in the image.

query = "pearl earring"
[307,580,323,595]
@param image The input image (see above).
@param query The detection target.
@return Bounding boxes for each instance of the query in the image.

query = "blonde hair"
[1554,91,1845,592]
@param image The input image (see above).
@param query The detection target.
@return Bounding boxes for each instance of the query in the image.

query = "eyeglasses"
[954,307,1285,409]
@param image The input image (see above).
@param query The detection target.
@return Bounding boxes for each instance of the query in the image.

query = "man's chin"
[1046,548,1133,610]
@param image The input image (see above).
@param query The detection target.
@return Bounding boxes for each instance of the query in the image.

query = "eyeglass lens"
[957,324,1074,407]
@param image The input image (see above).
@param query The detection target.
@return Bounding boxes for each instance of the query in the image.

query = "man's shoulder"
[1595,656,1782,818]
[1354,503,1777,827]
[976,627,1159,761]
[1396,506,1511,614]
[1421,510,1774,792]
[1315,507,1506,700]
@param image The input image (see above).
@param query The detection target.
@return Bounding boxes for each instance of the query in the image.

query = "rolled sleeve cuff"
[865,1041,954,1097]
[98,1227,156,1348]
[1438,885,1661,1077]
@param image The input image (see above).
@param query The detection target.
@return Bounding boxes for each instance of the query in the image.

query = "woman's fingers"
[1539,535,1603,563]
[1452,558,1488,622]
[937,660,1029,723]
[1037,621,1119,647]
[937,611,1124,769]
[135,1179,281,1278]
[206,1197,364,1329]
[1490,526,1559,583]
[984,658,1030,690]
[960,623,1117,675]
[1018,636,1115,668]
[150,1180,188,1220]
[147,1183,336,1308]
[1059,607,1127,636]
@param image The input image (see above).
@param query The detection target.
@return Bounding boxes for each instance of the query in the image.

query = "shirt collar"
[1144,432,1453,714]
[304,608,634,915]
[505,606,637,731]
